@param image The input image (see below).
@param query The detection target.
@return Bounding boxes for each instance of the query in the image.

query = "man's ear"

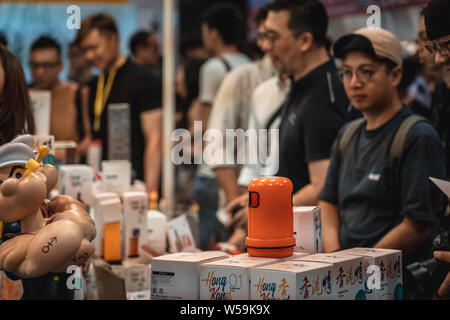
[391,65,403,87]
[298,32,314,53]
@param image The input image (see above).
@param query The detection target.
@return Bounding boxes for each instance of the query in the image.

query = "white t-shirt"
[197,52,250,178]
[198,52,250,105]
[206,55,276,170]
[238,75,290,186]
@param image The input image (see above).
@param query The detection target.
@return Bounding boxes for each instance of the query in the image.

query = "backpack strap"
[389,114,428,167]
[338,118,365,158]
[219,56,232,73]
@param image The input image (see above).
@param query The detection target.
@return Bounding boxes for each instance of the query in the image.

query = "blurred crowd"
[0,0,449,299]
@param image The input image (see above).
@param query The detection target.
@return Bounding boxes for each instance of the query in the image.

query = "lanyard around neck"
[93,56,127,132]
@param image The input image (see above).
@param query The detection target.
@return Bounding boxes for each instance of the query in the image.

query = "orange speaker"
[246,177,295,258]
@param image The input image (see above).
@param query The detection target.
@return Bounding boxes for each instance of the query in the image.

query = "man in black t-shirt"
[265,0,360,205]
[76,14,162,193]
[319,27,447,266]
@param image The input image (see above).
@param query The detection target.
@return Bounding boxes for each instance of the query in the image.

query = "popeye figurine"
[0,135,96,300]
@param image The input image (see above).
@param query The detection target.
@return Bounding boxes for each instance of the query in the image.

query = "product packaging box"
[102,160,131,193]
[99,198,123,263]
[250,260,332,300]
[91,192,120,257]
[338,248,403,300]
[122,192,148,258]
[29,89,51,135]
[124,264,151,294]
[167,214,196,252]
[151,251,229,300]
[294,253,366,300]
[293,206,323,254]
[58,165,94,205]
[199,253,280,300]
[143,209,167,256]
[33,135,55,165]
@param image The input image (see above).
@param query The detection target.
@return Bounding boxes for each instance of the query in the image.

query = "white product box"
[58,165,94,205]
[29,89,51,136]
[338,248,403,300]
[250,260,332,300]
[199,253,280,300]
[91,192,120,256]
[167,214,196,253]
[102,160,131,193]
[294,253,366,300]
[293,206,323,254]
[127,291,151,300]
[99,198,123,262]
[124,264,151,294]
[122,192,148,258]
[143,210,167,256]
[151,251,229,300]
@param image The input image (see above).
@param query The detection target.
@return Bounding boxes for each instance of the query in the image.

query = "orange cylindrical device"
[246,176,295,258]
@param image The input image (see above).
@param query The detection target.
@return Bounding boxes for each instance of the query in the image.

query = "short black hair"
[267,0,328,46]
[420,7,426,18]
[130,30,152,56]
[30,36,61,58]
[0,32,7,47]
[254,4,269,26]
[76,14,118,45]
[201,3,243,45]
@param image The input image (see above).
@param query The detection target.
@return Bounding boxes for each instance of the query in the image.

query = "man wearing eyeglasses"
[262,0,360,207]
[424,0,450,299]
[319,28,447,269]
[29,36,91,156]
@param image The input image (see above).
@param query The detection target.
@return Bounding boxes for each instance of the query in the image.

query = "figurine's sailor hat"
[0,135,36,168]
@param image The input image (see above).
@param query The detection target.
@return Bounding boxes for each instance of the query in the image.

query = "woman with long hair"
[0,45,35,145]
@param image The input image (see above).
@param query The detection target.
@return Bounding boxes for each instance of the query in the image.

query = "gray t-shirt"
[319,107,448,265]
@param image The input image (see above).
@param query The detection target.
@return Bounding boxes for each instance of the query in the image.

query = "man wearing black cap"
[319,27,447,268]
[424,0,450,299]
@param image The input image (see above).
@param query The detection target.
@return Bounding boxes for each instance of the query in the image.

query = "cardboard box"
[58,165,94,205]
[250,260,332,300]
[167,214,196,253]
[99,198,123,263]
[151,251,229,300]
[91,192,120,257]
[92,259,127,300]
[143,209,167,256]
[294,253,366,300]
[102,160,131,193]
[293,206,323,254]
[122,192,148,258]
[199,253,280,300]
[338,248,402,300]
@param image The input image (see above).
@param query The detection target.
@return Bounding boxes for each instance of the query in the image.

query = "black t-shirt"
[319,107,448,264]
[276,60,361,192]
[88,59,162,181]
[433,80,450,173]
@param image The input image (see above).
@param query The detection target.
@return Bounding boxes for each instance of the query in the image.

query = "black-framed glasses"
[29,61,60,70]
[338,66,377,84]
[424,39,450,56]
